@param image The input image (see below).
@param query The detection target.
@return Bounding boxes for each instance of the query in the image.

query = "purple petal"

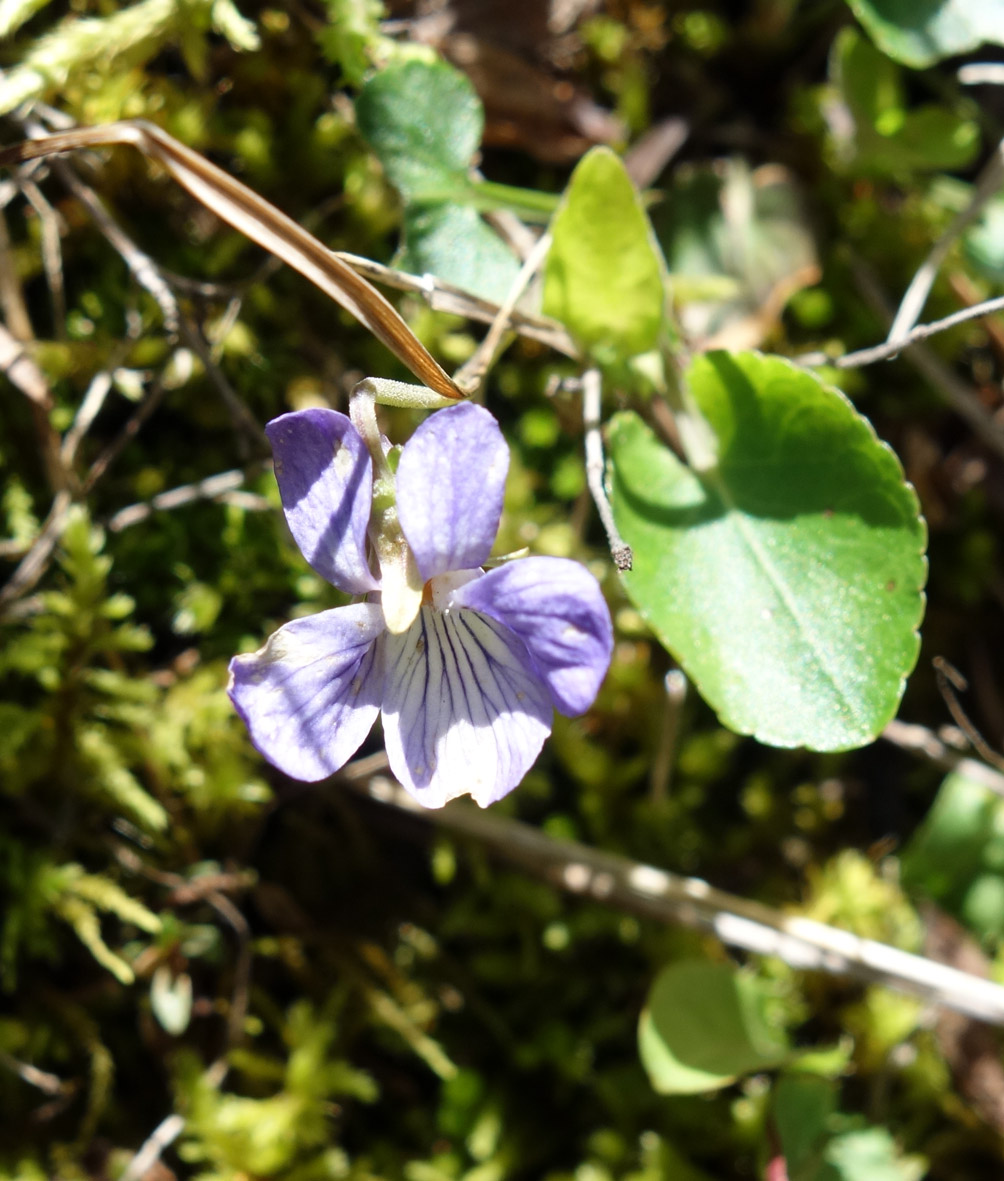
[396,403,508,581]
[228,604,384,781]
[266,409,378,594]
[452,557,613,716]
[381,606,552,808]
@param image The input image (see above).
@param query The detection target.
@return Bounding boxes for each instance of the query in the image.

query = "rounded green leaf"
[400,203,519,303]
[639,960,789,1094]
[355,59,482,203]
[543,146,666,366]
[609,351,927,751]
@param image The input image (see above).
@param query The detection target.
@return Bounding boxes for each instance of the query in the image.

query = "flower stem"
[582,369,632,572]
[349,384,393,482]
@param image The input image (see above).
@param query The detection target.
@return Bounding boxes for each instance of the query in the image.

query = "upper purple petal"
[228,604,384,782]
[266,409,378,593]
[380,606,552,808]
[396,403,508,581]
[452,557,613,716]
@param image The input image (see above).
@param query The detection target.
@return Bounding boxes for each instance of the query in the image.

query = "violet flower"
[229,401,612,808]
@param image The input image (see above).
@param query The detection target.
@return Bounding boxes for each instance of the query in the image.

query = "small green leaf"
[639,960,789,1094]
[316,0,386,85]
[823,1127,925,1181]
[355,59,520,300]
[846,0,1004,68]
[831,29,979,175]
[774,1080,926,1181]
[355,58,482,203]
[543,146,666,366]
[609,351,927,751]
[210,0,260,53]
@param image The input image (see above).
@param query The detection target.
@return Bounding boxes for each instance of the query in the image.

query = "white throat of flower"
[428,569,482,612]
[348,386,423,634]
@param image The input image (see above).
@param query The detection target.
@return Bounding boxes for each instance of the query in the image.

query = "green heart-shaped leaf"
[609,351,927,751]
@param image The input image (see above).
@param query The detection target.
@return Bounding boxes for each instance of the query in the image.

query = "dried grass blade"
[0,121,464,399]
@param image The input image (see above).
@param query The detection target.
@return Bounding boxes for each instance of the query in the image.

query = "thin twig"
[0,178,18,210]
[20,176,67,338]
[56,302,143,474]
[0,214,73,494]
[582,368,632,571]
[113,846,253,1063]
[82,374,169,494]
[335,250,578,357]
[0,1049,68,1096]
[61,369,112,467]
[49,155,180,334]
[205,889,252,1061]
[887,137,1004,345]
[882,717,1004,797]
[179,320,263,454]
[959,64,1004,86]
[42,148,260,446]
[345,770,1004,1027]
[933,656,1004,773]
[453,231,553,394]
[106,467,269,532]
[48,153,263,449]
[120,1113,185,1181]
[649,669,688,803]
[850,259,1004,462]
[798,295,1004,370]
[623,115,690,189]
[0,319,51,408]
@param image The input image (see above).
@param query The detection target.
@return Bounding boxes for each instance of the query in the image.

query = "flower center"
[425,568,484,612]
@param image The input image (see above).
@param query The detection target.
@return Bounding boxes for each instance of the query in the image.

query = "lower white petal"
[380,607,552,808]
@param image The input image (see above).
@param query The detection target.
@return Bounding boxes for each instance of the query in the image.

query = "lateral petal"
[228,604,384,782]
[381,606,552,808]
[267,409,378,593]
[452,557,613,716]
[396,403,508,581]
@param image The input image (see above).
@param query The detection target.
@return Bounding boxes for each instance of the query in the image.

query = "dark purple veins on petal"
[380,605,552,808]
[453,556,613,717]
